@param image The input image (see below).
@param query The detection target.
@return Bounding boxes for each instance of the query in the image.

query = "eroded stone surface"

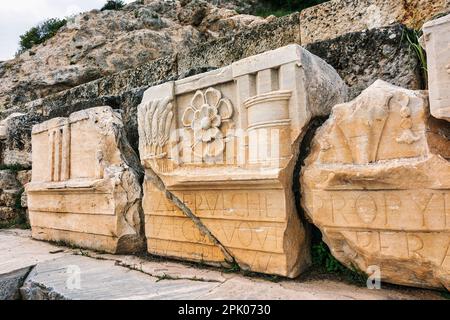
[423,13,450,122]
[138,45,348,277]
[300,0,450,44]
[27,107,145,254]
[301,80,450,290]
[0,0,266,110]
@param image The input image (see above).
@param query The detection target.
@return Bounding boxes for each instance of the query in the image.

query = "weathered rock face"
[27,106,145,253]
[0,0,265,110]
[300,0,450,44]
[305,24,423,99]
[301,80,450,290]
[422,13,450,122]
[138,45,348,277]
[0,170,24,226]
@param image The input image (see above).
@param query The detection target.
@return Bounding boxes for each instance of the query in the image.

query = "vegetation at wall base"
[101,0,126,11]
[311,228,367,285]
[17,18,67,55]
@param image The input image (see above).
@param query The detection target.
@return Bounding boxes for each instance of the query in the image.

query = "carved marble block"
[27,107,145,254]
[302,80,450,290]
[423,13,450,122]
[138,45,348,277]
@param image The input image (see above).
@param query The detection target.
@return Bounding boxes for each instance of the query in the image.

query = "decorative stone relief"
[423,13,450,122]
[27,106,145,254]
[138,45,348,277]
[181,88,234,158]
[301,80,450,290]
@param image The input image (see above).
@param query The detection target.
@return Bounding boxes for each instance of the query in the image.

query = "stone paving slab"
[0,229,446,300]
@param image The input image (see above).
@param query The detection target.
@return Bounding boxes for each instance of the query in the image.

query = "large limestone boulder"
[300,0,450,44]
[26,107,145,254]
[138,44,348,277]
[301,80,450,290]
[422,13,450,122]
[0,0,265,110]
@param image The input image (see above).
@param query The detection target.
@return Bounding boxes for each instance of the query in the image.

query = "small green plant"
[14,188,24,210]
[101,0,125,11]
[441,291,450,300]
[403,28,428,89]
[312,240,367,285]
[223,261,241,274]
[17,18,67,54]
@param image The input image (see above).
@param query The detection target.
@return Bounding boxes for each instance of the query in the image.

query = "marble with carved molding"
[138,44,348,277]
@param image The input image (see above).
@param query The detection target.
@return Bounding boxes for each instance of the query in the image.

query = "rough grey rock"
[0,0,266,110]
[0,170,21,190]
[0,267,31,300]
[0,170,23,224]
[305,24,423,99]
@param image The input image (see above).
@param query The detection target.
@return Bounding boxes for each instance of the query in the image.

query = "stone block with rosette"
[138,45,348,277]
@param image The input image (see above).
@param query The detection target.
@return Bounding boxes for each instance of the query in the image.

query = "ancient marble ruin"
[26,107,145,253]
[1,1,449,298]
[422,13,450,122]
[137,45,348,277]
[301,80,450,290]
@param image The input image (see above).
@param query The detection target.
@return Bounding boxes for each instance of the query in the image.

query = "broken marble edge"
[31,106,120,134]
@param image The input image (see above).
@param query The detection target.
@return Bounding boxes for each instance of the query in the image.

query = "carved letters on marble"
[138,44,348,277]
[302,80,450,290]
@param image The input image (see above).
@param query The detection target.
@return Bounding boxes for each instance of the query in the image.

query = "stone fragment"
[301,80,450,290]
[16,170,32,186]
[422,13,450,122]
[138,45,348,277]
[27,107,145,254]
[0,207,16,222]
[0,113,25,140]
[0,112,42,168]
[300,0,450,44]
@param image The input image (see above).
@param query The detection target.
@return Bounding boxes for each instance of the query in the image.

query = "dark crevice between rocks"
[293,116,326,227]
[291,116,331,277]
[292,117,369,285]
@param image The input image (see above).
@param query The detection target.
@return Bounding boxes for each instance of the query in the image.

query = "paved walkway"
[0,229,445,300]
